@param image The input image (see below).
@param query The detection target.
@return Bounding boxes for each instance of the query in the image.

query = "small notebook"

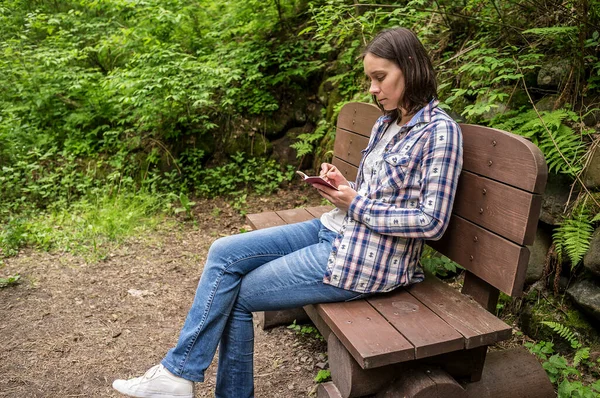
[296,171,339,190]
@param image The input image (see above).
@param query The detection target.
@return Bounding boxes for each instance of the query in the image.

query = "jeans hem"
[161,358,205,383]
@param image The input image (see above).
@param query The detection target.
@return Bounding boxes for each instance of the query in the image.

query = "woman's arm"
[345,119,463,240]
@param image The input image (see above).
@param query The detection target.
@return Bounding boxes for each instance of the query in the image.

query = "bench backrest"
[332,102,547,302]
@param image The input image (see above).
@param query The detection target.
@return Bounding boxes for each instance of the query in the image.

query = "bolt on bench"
[247,102,555,397]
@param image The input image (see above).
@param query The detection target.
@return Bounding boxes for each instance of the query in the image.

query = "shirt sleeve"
[346,119,463,240]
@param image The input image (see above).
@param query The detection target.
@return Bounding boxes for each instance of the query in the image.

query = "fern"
[523,26,579,37]
[553,207,594,267]
[492,109,585,176]
[573,347,590,367]
[541,321,581,349]
[290,119,329,158]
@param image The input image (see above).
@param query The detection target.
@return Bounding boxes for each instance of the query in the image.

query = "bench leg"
[317,382,343,398]
[374,367,466,398]
[420,346,487,382]
[328,333,400,398]
[255,308,310,330]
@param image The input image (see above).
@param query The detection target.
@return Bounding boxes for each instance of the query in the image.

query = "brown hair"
[364,28,437,119]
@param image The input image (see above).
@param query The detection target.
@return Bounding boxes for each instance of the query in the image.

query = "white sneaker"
[112,364,194,398]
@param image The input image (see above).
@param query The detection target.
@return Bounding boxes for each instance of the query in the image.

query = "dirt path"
[0,186,328,398]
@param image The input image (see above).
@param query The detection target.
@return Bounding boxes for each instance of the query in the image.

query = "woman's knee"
[207,235,238,261]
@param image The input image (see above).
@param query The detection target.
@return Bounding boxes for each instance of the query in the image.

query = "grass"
[0,190,167,262]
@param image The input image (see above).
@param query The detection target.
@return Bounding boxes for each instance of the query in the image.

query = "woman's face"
[363,52,406,112]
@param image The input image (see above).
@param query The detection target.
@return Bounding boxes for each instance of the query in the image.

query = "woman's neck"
[397,112,414,126]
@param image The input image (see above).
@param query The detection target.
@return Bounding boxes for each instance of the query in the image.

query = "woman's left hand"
[314,184,358,213]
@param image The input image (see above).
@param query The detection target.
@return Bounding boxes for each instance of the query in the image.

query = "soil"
[0,185,329,398]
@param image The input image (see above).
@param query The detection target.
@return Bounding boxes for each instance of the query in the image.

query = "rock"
[526,225,553,284]
[581,95,600,127]
[566,279,600,323]
[476,93,509,120]
[582,146,600,189]
[584,228,600,277]
[537,59,571,88]
[223,130,272,157]
[539,172,575,225]
[271,123,315,169]
[534,95,560,112]
[305,99,324,124]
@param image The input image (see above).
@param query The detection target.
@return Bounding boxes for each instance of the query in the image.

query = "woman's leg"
[214,226,367,398]
[160,219,323,382]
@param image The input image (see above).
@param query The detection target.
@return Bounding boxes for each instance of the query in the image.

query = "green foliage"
[553,206,595,267]
[420,246,463,278]
[525,340,556,360]
[542,321,582,349]
[196,152,295,199]
[0,218,29,257]
[0,190,166,261]
[314,369,331,383]
[288,320,324,341]
[491,109,587,177]
[171,193,196,222]
[0,274,21,288]
[526,338,600,397]
[443,46,542,121]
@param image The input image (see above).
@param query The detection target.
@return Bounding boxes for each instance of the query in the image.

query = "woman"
[113,27,463,398]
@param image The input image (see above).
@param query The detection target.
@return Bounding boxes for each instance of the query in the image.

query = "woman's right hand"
[320,163,350,187]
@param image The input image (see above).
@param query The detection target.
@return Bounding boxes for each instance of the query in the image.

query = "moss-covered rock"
[223,130,272,157]
[519,288,600,349]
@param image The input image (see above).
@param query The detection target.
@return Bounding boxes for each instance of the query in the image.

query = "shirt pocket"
[382,152,410,189]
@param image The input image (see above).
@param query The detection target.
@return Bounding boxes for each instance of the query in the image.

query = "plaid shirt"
[323,100,463,293]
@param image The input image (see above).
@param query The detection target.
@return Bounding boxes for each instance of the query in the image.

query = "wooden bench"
[247,102,555,397]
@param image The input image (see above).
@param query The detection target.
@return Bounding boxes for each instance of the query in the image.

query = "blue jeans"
[160,219,366,398]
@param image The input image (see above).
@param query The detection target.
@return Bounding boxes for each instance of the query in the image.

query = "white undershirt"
[321,121,403,233]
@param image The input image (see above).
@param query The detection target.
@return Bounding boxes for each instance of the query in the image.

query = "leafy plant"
[314,369,331,383]
[288,320,324,341]
[172,193,197,222]
[420,247,463,278]
[553,206,595,268]
[491,109,588,177]
[527,321,600,397]
[0,274,21,288]
[542,321,582,349]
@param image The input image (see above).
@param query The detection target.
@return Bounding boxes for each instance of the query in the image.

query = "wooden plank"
[276,208,316,224]
[317,382,343,398]
[303,304,332,341]
[257,309,309,330]
[368,290,464,359]
[332,157,358,182]
[464,348,556,398]
[428,215,530,297]
[408,277,512,349]
[337,102,381,138]
[246,211,286,230]
[452,171,542,245]
[460,124,547,194]
[316,300,415,369]
[333,128,370,167]
[306,205,334,218]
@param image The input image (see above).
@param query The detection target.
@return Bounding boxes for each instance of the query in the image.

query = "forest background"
[1,0,600,396]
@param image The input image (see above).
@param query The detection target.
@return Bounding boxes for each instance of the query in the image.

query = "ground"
[0,185,330,398]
